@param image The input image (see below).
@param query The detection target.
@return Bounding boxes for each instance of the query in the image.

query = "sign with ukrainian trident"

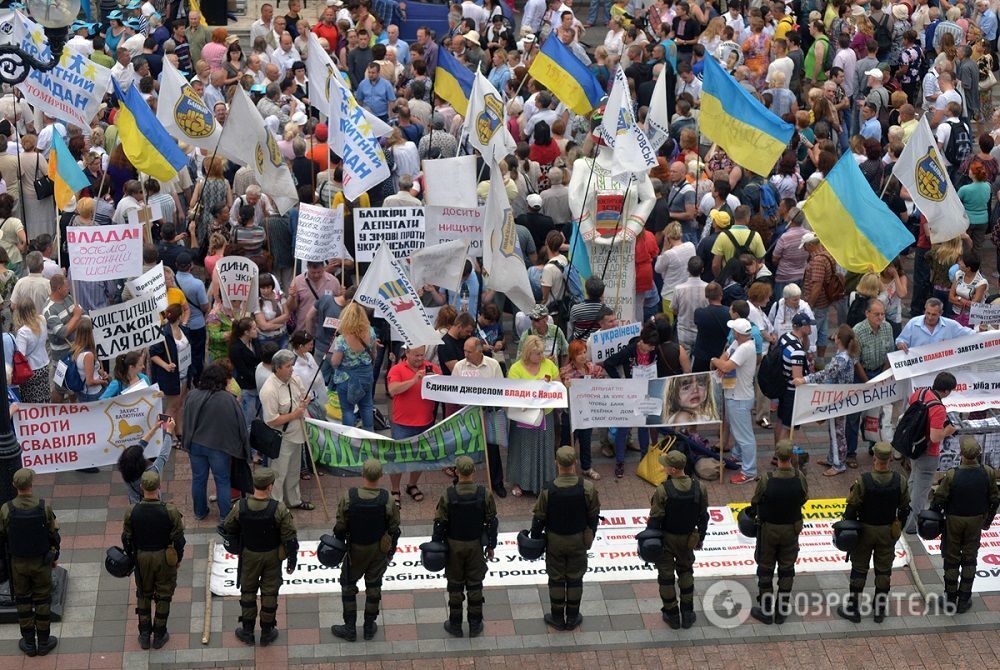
[355,243,441,347]
[306,406,486,474]
[915,149,947,202]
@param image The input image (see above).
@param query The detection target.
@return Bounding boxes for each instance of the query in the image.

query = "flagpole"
[12,101,26,242]
[188,122,230,247]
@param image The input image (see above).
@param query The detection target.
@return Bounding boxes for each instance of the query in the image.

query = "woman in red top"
[634,228,660,323]
[528,123,562,190]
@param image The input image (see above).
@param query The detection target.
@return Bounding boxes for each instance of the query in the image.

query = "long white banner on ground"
[209,499,908,596]
[919,513,1000,593]
[13,387,163,473]
[420,375,568,409]
[886,331,1000,380]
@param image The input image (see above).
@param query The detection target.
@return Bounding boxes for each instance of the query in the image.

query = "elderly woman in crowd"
[506,334,560,497]
[260,348,316,510]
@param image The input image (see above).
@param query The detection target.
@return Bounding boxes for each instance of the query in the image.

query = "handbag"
[636,434,679,486]
[10,335,32,385]
[250,387,293,459]
[983,69,998,91]
[33,154,54,200]
[230,456,254,495]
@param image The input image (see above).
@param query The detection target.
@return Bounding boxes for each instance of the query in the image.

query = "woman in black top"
[228,317,261,434]
[149,304,191,435]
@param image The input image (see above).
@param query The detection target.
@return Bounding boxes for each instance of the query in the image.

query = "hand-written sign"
[90,293,164,360]
[67,224,143,281]
[354,207,425,262]
[588,322,642,363]
[424,205,484,255]
[295,203,350,263]
[214,256,260,313]
[124,262,167,311]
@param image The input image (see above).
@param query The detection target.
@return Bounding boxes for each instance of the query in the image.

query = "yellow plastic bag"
[636,434,677,486]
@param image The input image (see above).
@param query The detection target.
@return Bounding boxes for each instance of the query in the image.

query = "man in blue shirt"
[355,63,396,122]
[174,252,210,384]
[978,0,999,42]
[859,102,882,141]
[896,297,976,352]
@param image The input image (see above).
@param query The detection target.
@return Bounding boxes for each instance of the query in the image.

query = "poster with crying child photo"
[646,373,721,427]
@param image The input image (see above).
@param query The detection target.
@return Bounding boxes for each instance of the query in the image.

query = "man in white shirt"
[675,63,702,104]
[451,338,505,495]
[113,181,144,225]
[710,318,759,484]
[461,0,490,30]
[35,117,67,158]
[382,176,423,206]
[246,55,267,86]
[767,38,794,89]
[672,256,709,351]
[833,33,857,97]
[523,0,546,33]
[66,23,95,57]
[524,91,557,141]
[935,101,966,168]
[250,3,275,44]
[203,69,227,110]
[933,71,964,125]
[270,33,301,79]
[111,47,137,90]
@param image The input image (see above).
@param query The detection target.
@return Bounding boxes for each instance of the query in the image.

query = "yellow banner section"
[729,497,847,520]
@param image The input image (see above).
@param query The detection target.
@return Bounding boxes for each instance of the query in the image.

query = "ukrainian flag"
[800,154,915,273]
[434,48,475,115]
[528,36,603,116]
[700,54,794,177]
[48,131,89,211]
[112,80,188,182]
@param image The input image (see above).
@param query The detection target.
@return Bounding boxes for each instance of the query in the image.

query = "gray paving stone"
[286,596,320,613]
[391,640,421,654]
[674,626,706,641]
[579,614,611,632]
[579,599,608,615]
[416,622,449,639]
[443,637,473,652]
[382,608,417,624]
[485,603,512,619]
[625,629,653,643]
[508,588,541,604]
[598,630,628,644]
[600,583,637,600]
[90,635,125,652]
[413,591,442,608]
[494,634,524,649]
[636,597,661,613]
[606,599,640,615]
[469,635,500,650]
[123,651,150,670]
[609,613,644,631]
[573,631,603,646]
[510,603,543,619]
[174,648,204,664]
[287,611,321,629]
[513,617,548,635]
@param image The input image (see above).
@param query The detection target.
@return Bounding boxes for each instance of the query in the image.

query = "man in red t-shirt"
[312,6,340,51]
[387,345,440,508]
[904,371,957,534]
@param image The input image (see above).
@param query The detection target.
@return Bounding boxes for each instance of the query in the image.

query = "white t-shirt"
[724,338,757,401]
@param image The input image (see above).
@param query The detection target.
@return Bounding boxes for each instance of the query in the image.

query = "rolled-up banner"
[420,375,568,409]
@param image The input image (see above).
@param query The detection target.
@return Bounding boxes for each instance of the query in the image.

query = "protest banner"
[16,45,112,129]
[14,386,163,473]
[354,207,425,262]
[424,205,484,255]
[919,514,1000,592]
[969,302,1000,325]
[66,224,143,281]
[569,378,657,429]
[409,239,469,293]
[214,256,260,313]
[887,331,1000,380]
[423,155,478,208]
[792,375,903,425]
[938,432,1000,472]
[910,360,1000,412]
[124,262,168,312]
[306,407,485,474]
[210,498,908,596]
[421,376,568,410]
[294,203,350,263]
[588,322,642,363]
[90,293,163,359]
[355,244,440,347]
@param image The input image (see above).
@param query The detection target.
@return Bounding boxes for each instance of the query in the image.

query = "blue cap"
[250,84,266,93]
[791,313,815,328]
[126,0,142,8]
[9,2,25,9]
[125,17,142,30]
[108,9,124,20]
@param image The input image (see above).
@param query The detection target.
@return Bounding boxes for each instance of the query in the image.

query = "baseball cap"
[529,304,550,320]
[455,456,476,476]
[709,209,732,229]
[556,446,577,467]
[727,318,752,335]
[527,193,543,209]
[798,232,820,249]
[865,68,884,81]
[774,440,793,461]
[176,251,193,269]
[659,450,687,469]
[791,313,815,328]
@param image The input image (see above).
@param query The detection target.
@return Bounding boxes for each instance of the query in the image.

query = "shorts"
[777,389,796,427]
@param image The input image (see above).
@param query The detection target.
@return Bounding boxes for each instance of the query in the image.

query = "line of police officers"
[5,428,996,657]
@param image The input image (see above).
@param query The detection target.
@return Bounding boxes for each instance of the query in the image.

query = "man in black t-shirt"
[438,313,476,376]
[692,282,730,372]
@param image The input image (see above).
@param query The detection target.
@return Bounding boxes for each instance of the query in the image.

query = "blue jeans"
[392,422,433,440]
[846,366,881,457]
[189,441,232,520]
[814,308,830,349]
[240,390,260,436]
[725,397,757,478]
[335,363,375,431]
[682,227,700,245]
[587,0,608,24]
[613,426,649,464]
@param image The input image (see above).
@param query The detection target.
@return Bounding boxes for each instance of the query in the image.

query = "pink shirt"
[772,227,809,283]
[290,272,343,326]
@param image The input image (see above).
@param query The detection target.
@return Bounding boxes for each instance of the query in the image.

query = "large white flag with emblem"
[483,162,536,314]
[465,68,516,165]
[891,115,968,244]
[601,66,658,182]
[156,58,223,152]
[356,244,441,347]
[328,74,391,202]
[218,87,299,213]
[645,64,670,152]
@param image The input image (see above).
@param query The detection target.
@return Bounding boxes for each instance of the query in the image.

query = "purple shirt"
[772,227,809,283]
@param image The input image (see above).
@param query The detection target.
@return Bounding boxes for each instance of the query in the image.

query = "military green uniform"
[843,465,910,618]
[333,486,401,632]
[930,439,1000,607]
[121,478,185,645]
[221,494,298,636]
[433,478,498,631]
[531,472,601,627]
[647,473,708,625]
[750,461,809,616]
[0,469,60,656]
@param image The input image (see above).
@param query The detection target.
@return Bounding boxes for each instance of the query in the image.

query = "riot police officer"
[121,471,185,650]
[0,468,60,657]
[838,442,910,624]
[331,458,401,642]
[433,456,499,638]
[221,467,299,646]
[646,451,708,629]
[930,436,1000,613]
[749,441,809,625]
[531,446,601,632]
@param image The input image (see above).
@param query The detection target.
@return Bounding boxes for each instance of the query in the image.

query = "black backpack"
[845,293,868,327]
[873,13,892,56]
[891,391,942,459]
[944,119,973,167]
[757,341,787,400]
[717,229,759,286]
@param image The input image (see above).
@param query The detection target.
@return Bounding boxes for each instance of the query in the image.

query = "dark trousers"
[910,247,932,316]
[188,326,207,385]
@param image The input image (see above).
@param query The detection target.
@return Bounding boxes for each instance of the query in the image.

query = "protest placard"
[588,322,642,363]
[650,372,721,426]
[90,293,163,359]
[354,207,425,262]
[66,224,143,281]
[124,262,167,312]
[214,256,260,313]
[423,155,478,208]
[409,239,469,293]
[569,378,654,429]
[910,360,1000,412]
[792,375,903,425]
[595,238,636,324]
[294,203,350,263]
[16,46,112,129]
[969,302,1000,325]
[421,376,568,409]
[887,331,1000,380]
[14,386,163,473]
[424,205,485,255]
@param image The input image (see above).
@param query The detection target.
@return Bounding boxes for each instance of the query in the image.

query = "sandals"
[582,469,602,481]
[511,486,523,497]
[292,501,315,510]
[392,490,402,509]
[823,468,845,477]
[300,472,312,481]
[405,484,424,502]
[846,456,859,469]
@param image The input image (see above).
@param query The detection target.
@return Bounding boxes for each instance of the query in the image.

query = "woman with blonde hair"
[928,236,965,317]
[328,302,379,431]
[655,222,696,317]
[70,316,107,401]
[506,334,560,496]
[699,16,726,55]
[387,127,420,181]
[13,298,48,403]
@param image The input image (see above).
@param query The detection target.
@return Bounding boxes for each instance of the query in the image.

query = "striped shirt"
[778,332,806,391]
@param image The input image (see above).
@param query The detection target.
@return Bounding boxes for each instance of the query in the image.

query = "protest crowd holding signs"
[5,0,1000,659]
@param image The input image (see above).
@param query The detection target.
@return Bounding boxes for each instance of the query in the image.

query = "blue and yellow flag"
[48,131,89,211]
[800,154,915,273]
[112,79,188,182]
[434,48,475,115]
[701,55,794,177]
[527,36,603,116]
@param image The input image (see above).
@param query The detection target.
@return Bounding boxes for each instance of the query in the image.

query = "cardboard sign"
[421,375,568,409]
[90,293,163,360]
[66,224,143,281]
[424,205,485,255]
[124,262,168,312]
[354,207,425,262]
[294,203,350,263]
[214,256,260,313]
[588,322,642,363]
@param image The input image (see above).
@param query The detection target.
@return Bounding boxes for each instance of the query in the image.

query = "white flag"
[646,65,670,152]
[329,74,391,201]
[356,244,442,347]
[601,66,658,181]
[156,58,223,152]
[218,87,299,213]
[891,115,969,243]
[409,238,470,293]
[465,69,516,165]
[482,161,536,314]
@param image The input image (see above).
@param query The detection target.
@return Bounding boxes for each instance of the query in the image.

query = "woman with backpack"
[101,351,151,399]
[69,316,107,401]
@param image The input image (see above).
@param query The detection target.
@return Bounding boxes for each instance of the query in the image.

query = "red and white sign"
[67,224,143,281]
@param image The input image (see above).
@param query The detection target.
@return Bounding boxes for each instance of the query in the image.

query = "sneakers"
[259,627,278,646]
[331,624,357,641]
[615,462,625,479]
[730,472,756,485]
[443,620,464,637]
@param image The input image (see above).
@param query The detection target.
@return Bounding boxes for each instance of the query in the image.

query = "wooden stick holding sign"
[300,414,331,522]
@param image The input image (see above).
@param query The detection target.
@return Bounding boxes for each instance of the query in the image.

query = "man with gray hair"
[524,91,556,141]
[229,185,275,227]
[383,176,422,206]
[260,348,315,511]
[10,252,51,315]
[541,166,572,229]
[256,82,294,127]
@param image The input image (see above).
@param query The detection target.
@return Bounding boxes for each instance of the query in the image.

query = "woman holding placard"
[70,316,107,401]
[506,335,560,497]
[559,340,606,481]
[101,351,151,399]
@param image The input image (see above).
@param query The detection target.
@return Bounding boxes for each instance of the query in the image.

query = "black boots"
[468,618,484,638]
[837,594,862,624]
[680,602,697,629]
[362,616,378,640]
[331,623,357,641]
[18,629,36,657]
[235,622,255,645]
[259,626,278,646]
[661,606,681,630]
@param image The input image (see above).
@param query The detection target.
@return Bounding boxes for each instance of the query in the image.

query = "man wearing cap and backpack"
[710,205,766,286]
